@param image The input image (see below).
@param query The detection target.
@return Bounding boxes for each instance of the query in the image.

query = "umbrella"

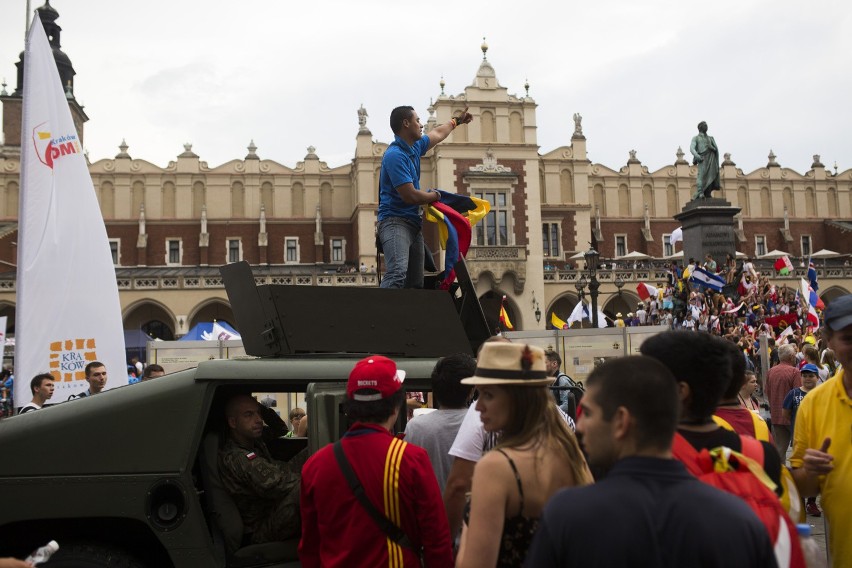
[616,251,651,260]
[568,251,587,260]
[758,249,789,260]
[735,251,748,259]
[809,249,843,259]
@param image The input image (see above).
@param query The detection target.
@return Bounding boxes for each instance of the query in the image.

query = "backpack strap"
[737,435,765,468]
[750,412,770,442]
[671,432,704,477]
[333,440,418,554]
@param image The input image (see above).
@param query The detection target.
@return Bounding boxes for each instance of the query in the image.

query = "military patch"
[246,451,257,460]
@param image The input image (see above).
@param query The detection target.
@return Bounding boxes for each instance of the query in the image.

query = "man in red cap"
[299,355,452,567]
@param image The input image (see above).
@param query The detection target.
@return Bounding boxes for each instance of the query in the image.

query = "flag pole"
[25,0,32,36]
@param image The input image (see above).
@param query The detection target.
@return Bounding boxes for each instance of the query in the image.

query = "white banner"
[14,15,126,405]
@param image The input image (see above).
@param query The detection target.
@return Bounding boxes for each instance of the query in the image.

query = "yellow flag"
[551,312,567,330]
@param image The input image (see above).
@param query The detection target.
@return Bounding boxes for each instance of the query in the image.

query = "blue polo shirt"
[378,134,430,224]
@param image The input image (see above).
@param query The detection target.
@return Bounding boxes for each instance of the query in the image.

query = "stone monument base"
[673,198,741,266]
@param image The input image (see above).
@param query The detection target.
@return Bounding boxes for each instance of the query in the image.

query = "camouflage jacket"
[218,437,300,534]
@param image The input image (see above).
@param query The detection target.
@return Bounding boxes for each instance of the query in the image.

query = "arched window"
[618,184,630,216]
[320,182,333,217]
[827,187,838,216]
[100,181,115,219]
[509,112,523,143]
[667,185,678,216]
[131,180,145,218]
[593,184,606,215]
[162,182,176,218]
[805,187,816,217]
[4,181,18,218]
[261,181,274,215]
[642,184,654,216]
[481,110,496,143]
[737,186,749,215]
[291,182,305,217]
[231,181,245,218]
[783,187,794,216]
[760,187,771,217]
[192,181,206,218]
[560,169,574,203]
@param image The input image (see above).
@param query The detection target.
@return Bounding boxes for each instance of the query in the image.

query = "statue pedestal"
[674,198,741,265]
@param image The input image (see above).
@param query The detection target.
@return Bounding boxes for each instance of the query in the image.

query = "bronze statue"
[689,121,721,200]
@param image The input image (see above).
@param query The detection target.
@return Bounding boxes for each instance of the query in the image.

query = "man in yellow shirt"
[791,294,852,567]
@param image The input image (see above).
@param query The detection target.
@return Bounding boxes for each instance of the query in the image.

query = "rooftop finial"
[524,77,529,97]
[439,75,445,95]
[0,78,7,97]
[481,37,488,60]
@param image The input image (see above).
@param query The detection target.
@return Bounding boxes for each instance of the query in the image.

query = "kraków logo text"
[32,121,80,169]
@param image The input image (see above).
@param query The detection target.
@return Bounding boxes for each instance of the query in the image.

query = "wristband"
[450,118,458,129]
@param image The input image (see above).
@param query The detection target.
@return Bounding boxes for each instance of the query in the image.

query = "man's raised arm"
[427,106,473,150]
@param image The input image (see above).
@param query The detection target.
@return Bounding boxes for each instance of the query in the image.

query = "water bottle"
[796,524,827,568]
[25,540,59,566]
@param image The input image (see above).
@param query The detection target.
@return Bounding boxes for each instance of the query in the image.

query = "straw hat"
[461,343,552,386]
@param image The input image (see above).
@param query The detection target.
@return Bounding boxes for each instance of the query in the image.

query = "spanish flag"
[499,295,514,330]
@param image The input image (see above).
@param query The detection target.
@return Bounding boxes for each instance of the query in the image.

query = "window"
[615,235,627,258]
[331,238,345,263]
[755,235,766,257]
[227,238,242,263]
[801,235,812,259]
[285,237,300,263]
[474,191,509,246]
[663,234,673,257]
[166,239,182,266]
[542,222,560,257]
[109,239,120,266]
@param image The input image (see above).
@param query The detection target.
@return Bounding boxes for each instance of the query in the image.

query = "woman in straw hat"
[456,342,591,568]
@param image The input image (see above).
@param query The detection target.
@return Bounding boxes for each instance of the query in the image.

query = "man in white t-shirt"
[404,353,475,492]
[18,373,54,414]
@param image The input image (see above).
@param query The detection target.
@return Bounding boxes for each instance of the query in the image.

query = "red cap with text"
[347,355,406,401]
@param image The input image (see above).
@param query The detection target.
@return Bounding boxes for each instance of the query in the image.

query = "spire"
[115,139,130,159]
[15,1,77,97]
[473,38,500,90]
[245,139,259,160]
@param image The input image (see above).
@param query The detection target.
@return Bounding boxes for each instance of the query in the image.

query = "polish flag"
[636,282,658,301]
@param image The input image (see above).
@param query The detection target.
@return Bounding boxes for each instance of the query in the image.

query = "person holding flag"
[377,105,473,289]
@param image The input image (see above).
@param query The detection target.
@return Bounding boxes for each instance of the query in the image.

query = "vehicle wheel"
[46,543,148,568]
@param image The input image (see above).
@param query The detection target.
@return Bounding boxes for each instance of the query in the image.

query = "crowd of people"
[184,289,849,567]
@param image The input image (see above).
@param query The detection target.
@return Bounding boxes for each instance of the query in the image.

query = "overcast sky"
[1,0,851,175]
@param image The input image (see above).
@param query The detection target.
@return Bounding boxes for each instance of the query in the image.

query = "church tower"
[1,0,89,155]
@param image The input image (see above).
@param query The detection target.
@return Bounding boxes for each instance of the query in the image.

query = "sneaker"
[806,501,822,517]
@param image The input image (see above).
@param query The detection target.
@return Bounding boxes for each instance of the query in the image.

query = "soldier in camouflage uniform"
[219,394,302,543]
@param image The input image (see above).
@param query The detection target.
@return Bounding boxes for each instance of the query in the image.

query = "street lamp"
[575,275,587,299]
[583,247,601,327]
[534,301,542,323]
[614,275,624,295]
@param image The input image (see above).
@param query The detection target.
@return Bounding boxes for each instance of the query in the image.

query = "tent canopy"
[758,249,790,260]
[179,321,241,341]
[616,251,651,260]
[810,248,844,259]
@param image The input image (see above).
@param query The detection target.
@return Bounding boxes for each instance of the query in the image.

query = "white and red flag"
[14,15,125,405]
[636,282,658,302]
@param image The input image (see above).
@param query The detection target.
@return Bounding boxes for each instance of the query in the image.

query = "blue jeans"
[378,217,424,289]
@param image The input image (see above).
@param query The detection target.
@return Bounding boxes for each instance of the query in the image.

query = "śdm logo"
[32,122,80,169]
[49,338,98,382]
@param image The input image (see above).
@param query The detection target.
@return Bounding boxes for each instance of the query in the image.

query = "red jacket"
[299,422,453,567]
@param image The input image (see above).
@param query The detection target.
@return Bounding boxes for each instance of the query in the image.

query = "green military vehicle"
[0,262,490,567]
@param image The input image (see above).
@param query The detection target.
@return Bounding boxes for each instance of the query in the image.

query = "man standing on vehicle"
[377,105,473,288]
[299,355,452,566]
[67,362,108,400]
[219,394,302,544]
